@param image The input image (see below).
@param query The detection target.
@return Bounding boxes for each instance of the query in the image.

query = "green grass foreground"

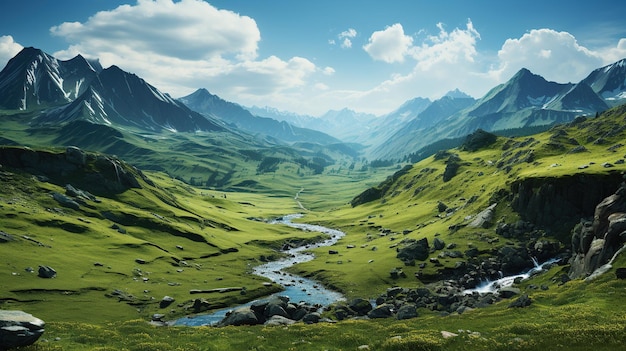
[18,272,626,351]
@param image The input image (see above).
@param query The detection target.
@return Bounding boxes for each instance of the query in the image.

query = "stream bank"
[173,214,345,326]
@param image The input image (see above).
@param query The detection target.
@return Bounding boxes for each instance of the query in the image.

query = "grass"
[15,261,626,350]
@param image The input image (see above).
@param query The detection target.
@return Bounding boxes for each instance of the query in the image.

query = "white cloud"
[49,0,319,103]
[363,23,413,63]
[322,66,335,76]
[339,28,357,39]
[331,28,357,49]
[341,38,352,49]
[0,35,23,69]
[490,28,604,83]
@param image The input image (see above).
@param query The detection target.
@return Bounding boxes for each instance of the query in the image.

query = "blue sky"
[1,0,626,116]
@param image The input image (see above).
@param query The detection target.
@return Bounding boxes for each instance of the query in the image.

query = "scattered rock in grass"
[0,231,15,243]
[37,265,56,278]
[51,192,80,210]
[508,294,532,308]
[441,330,458,339]
[160,296,175,308]
[0,310,45,349]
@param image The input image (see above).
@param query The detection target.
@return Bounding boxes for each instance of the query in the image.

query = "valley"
[1,46,626,350]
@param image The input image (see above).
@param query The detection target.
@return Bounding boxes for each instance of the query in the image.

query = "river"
[173,214,346,326]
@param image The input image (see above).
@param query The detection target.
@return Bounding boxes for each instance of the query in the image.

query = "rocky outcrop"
[569,180,626,279]
[0,310,45,349]
[511,172,624,238]
[216,296,322,327]
[0,146,149,196]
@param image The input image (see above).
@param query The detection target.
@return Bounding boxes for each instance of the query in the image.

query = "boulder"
[498,287,521,298]
[302,312,321,324]
[396,238,429,262]
[52,192,80,210]
[37,265,56,278]
[264,315,296,326]
[0,310,45,349]
[396,304,418,320]
[367,304,394,319]
[468,203,497,228]
[217,307,260,327]
[159,296,175,308]
[433,237,445,251]
[508,294,532,308]
[348,298,373,316]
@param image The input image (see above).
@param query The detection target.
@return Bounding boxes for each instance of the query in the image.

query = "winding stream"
[173,214,346,326]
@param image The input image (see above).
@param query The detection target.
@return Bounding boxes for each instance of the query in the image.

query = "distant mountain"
[581,58,626,106]
[369,93,473,159]
[246,105,378,144]
[0,47,100,110]
[36,66,225,132]
[372,63,625,160]
[180,88,340,145]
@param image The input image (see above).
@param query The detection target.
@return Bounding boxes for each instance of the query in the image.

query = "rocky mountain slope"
[180,88,341,145]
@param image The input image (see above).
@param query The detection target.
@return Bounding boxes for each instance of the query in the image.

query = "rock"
[135,258,147,264]
[65,146,86,166]
[302,312,321,324]
[348,298,373,316]
[498,287,521,298]
[396,304,418,320]
[396,238,429,262]
[468,203,497,228]
[508,294,532,308]
[441,330,458,339]
[367,304,394,319]
[442,156,461,182]
[0,231,15,243]
[37,265,56,278]
[433,237,445,251]
[461,129,498,152]
[159,296,175,308]
[0,310,45,349]
[52,192,80,210]
[217,307,260,327]
[264,315,296,326]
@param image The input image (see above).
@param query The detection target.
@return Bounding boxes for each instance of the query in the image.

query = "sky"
[1,0,626,116]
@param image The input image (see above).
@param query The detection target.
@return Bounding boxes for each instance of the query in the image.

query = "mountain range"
[1,47,625,164]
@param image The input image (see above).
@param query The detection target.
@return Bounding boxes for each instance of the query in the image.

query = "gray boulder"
[396,304,418,320]
[396,238,430,262]
[217,307,260,327]
[37,265,56,278]
[302,312,321,324]
[52,192,80,210]
[0,310,45,349]
[367,304,394,319]
[264,315,296,326]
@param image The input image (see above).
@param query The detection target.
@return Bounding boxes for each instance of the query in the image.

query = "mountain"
[371,65,623,160]
[581,58,626,106]
[36,66,225,132]
[369,93,475,159]
[179,88,340,144]
[0,47,100,110]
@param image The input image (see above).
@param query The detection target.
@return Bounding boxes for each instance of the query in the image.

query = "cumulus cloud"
[0,35,23,69]
[363,23,413,63]
[49,0,319,102]
[490,28,604,83]
[339,28,357,49]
